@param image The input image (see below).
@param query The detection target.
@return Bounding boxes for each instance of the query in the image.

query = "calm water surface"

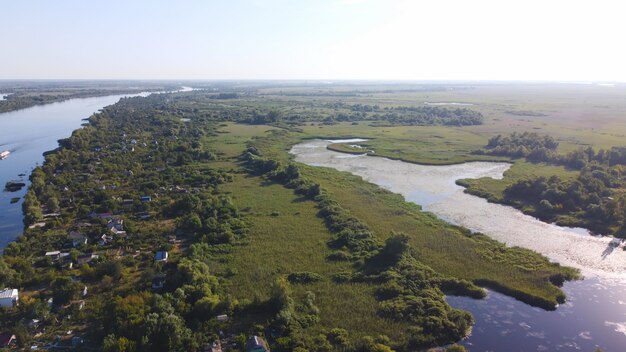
[290,139,626,352]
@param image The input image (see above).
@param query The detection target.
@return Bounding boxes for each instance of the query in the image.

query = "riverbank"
[297,139,626,279]
[0,83,179,113]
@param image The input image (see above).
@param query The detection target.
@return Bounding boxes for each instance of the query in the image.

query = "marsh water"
[0,92,158,249]
[291,139,626,352]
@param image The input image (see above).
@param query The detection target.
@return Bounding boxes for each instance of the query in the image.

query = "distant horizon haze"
[1,0,625,81]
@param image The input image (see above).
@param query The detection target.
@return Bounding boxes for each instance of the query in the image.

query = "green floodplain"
[2,82,626,351]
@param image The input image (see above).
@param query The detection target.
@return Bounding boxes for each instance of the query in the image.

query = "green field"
[5,82,625,351]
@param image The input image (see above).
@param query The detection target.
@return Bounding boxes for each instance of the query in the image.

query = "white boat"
[0,150,10,159]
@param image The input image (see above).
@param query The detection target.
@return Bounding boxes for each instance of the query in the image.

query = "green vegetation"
[461,132,626,237]
[7,82,626,351]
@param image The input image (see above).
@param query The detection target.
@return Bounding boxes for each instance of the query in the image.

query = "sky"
[1,0,625,81]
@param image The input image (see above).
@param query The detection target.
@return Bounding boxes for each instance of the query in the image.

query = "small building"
[68,231,88,247]
[51,335,84,349]
[26,319,41,331]
[155,251,168,262]
[140,196,152,203]
[205,341,222,352]
[107,218,124,231]
[0,289,19,308]
[152,276,166,290]
[110,227,127,237]
[68,231,86,241]
[45,251,62,260]
[77,253,99,265]
[216,314,229,322]
[0,333,16,348]
[99,234,113,246]
[246,336,270,352]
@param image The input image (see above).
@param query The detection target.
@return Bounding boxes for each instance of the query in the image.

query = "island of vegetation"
[466,132,626,237]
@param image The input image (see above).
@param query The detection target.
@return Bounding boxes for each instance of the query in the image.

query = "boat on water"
[0,150,10,159]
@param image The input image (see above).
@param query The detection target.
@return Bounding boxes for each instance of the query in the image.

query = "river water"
[290,139,626,352]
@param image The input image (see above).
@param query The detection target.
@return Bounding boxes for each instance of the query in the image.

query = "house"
[0,333,16,348]
[110,227,127,237]
[0,289,19,308]
[140,196,152,203]
[90,212,114,220]
[26,318,41,331]
[68,231,86,241]
[216,314,229,322]
[77,253,99,265]
[107,218,124,231]
[50,335,84,350]
[205,341,222,352]
[45,251,62,260]
[152,276,166,290]
[246,336,270,352]
[68,231,88,247]
[155,251,168,262]
[136,212,151,220]
[122,199,134,206]
[99,234,113,246]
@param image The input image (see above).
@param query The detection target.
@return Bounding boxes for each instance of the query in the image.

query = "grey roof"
[0,289,17,299]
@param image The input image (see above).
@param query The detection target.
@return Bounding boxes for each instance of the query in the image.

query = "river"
[0,90,179,249]
[290,139,626,352]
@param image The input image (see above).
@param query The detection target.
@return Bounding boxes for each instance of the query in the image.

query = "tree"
[377,233,410,265]
[0,258,16,287]
[51,276,80,305]
[103,334,136,352]
[177,212,202,234]
[46,196,60,213]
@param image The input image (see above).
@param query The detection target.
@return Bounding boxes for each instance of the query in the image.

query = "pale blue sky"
[1,0,624,81]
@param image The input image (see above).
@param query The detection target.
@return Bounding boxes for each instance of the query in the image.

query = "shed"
[152,276,167,290]
[0,289,19,308]
[216,314,229,322]
[246,336,270,352]
[45,251,61,260]
[77,253,99,265]
[155,251,168,262]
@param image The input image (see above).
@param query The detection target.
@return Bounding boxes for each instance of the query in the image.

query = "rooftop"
[0,289,18,299]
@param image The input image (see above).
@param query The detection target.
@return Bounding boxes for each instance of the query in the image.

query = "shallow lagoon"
[291,139,626,351]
